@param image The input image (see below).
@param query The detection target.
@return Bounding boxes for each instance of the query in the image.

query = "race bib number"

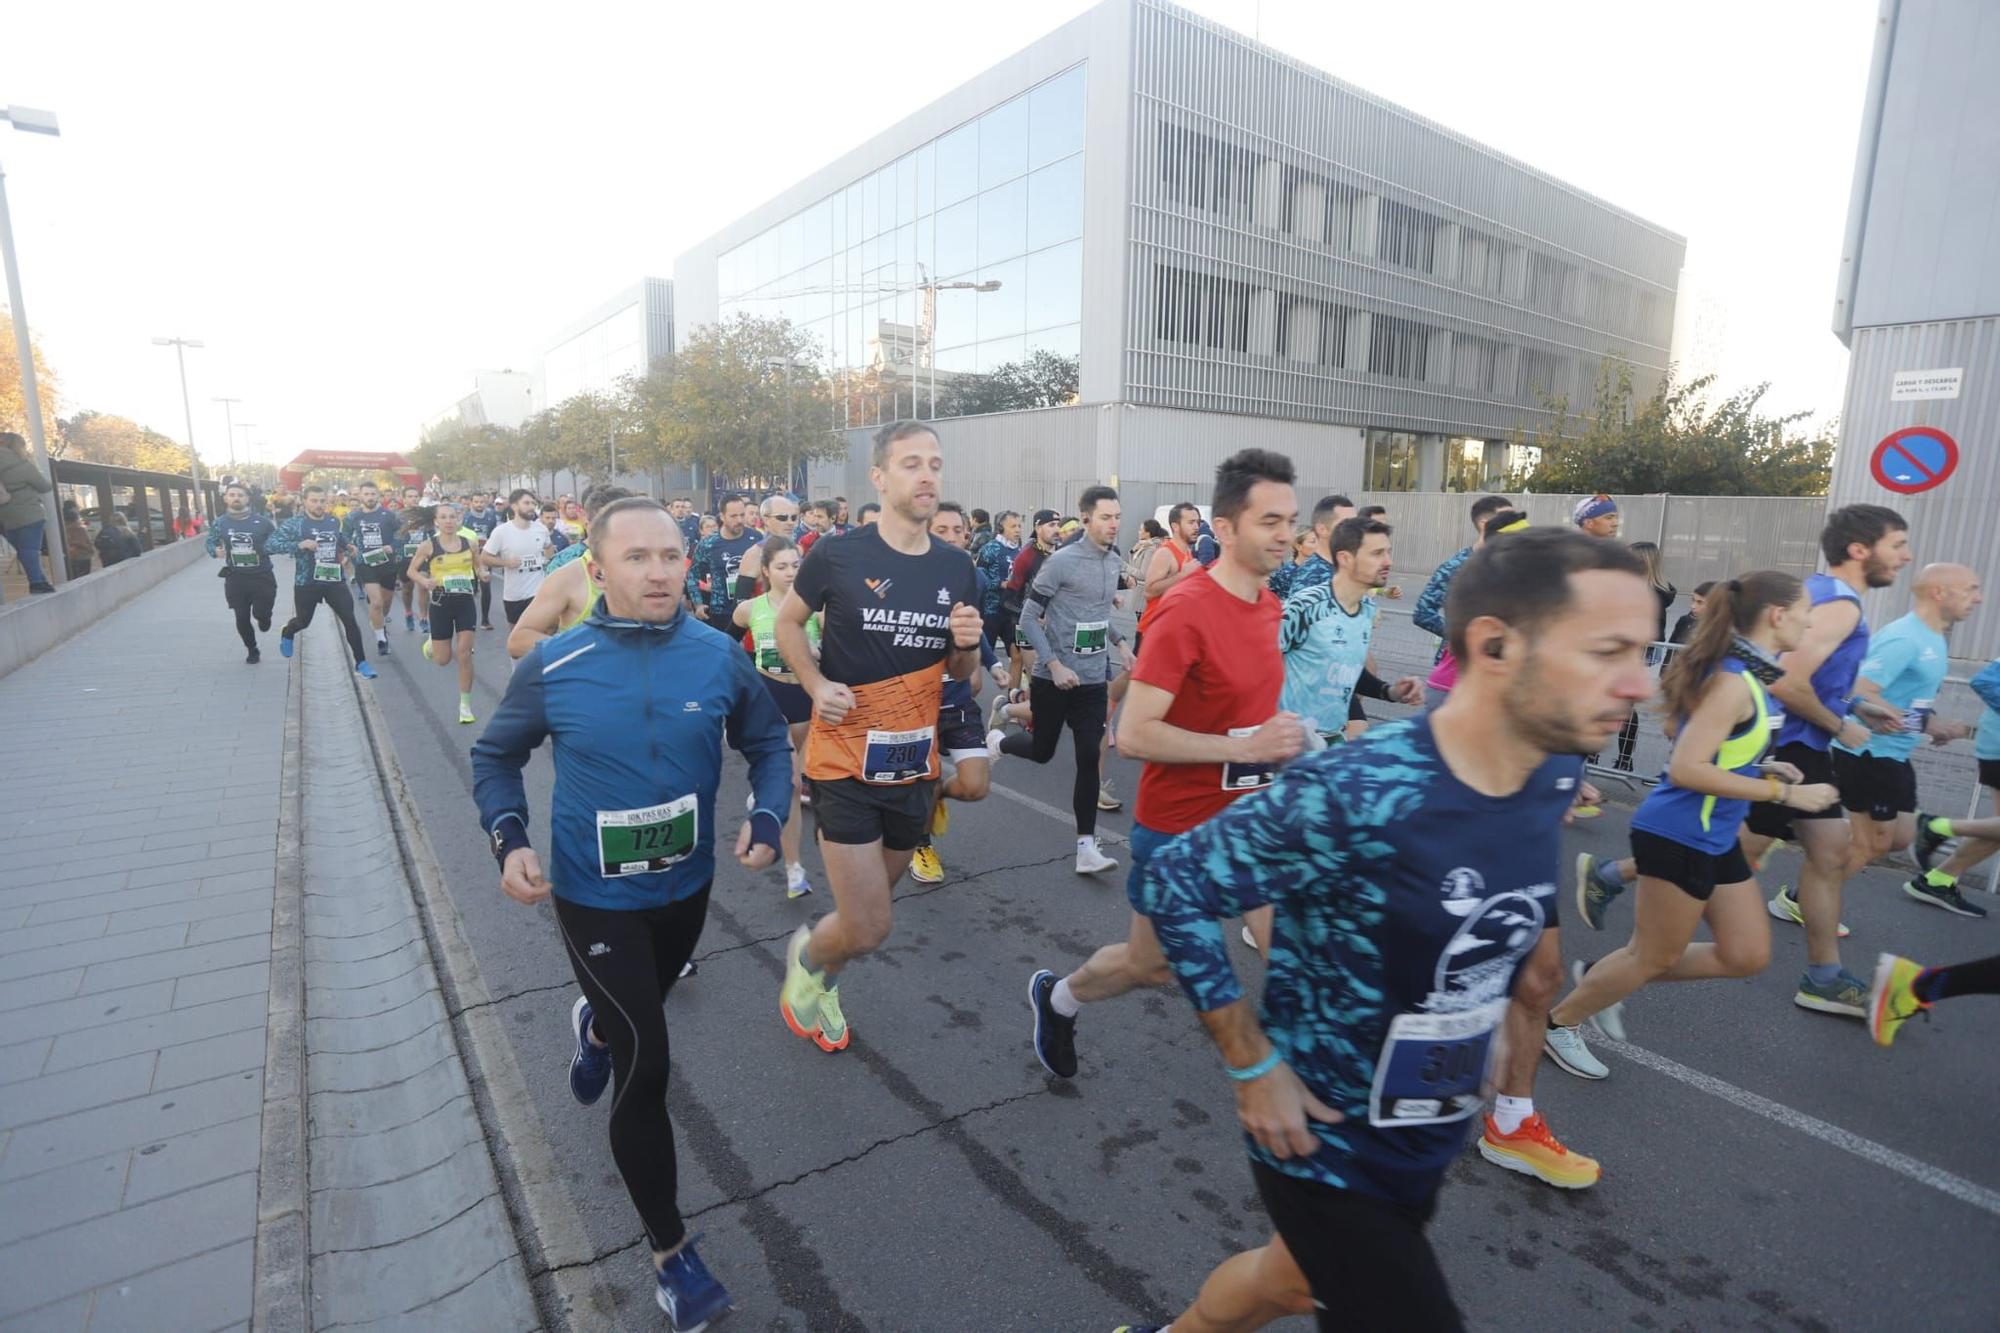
[441,575,475,596]
[312,557,343,583]
[1367,999,1505,1128]
[518,551,544,573]
[1221,726,1276,791]
[862,727,935,785]
[227,534,259,568]
[1015,625,1031,649]
[402,538,425,557]
[596,796,697,876]
[361,546,393,567]
[1072,620,1109,655]
[359,529,384,549]
[755,635,786,674]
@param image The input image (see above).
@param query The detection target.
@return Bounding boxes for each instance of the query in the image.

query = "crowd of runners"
[210,430,2000,1331]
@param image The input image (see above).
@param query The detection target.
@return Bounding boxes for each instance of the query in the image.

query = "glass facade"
[543,301,648,408]
[718,65,1086,427]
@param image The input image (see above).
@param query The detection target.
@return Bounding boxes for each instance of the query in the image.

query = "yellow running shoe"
[910,845,944,884]
[1766,885,1850,938]
[930,794,950,837]
[421,639,435,662]
[779,926,824,1044]
[814,986,850,1052]
[1868,952,1928,1048]
[1477,1112,1600,1189]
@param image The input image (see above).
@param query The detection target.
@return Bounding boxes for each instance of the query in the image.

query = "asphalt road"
[356,612,2000,1332]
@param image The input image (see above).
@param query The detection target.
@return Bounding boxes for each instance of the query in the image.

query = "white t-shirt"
[484,521,554,602]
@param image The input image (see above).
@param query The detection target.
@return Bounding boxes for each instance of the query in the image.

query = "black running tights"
[1920,953,2000,1003]
[554,888,709,1253]
[282,583,367,664]
[999,676,1107,836]
[224,572,276,652]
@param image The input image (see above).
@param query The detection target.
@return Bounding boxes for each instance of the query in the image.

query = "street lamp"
[233,423,256,470]
[1,103,67,585]
[151,336,209,522]
[213,396,241,469]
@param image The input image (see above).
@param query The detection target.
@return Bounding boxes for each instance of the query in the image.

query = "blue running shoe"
[656,1236,732,1331]
[419,617,430,634]
[568,996,611,1105]
[280,634,294,659]
[405,613,415,631]
[1028,969,1078,1079]
[355,661,378,679]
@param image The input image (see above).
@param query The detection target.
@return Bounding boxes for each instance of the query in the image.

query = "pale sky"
[1,0,1877,469]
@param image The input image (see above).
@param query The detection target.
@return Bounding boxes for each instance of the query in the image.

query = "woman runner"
[1547,572,1839,1072]
[407,500,482,724]
[733,534,819,899]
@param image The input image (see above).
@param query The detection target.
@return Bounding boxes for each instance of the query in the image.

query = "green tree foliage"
[1508,358,1834,497]
[937,348,1079,418]
[637,315,842,481]
[411,422,530,492]
[57,410,198,473]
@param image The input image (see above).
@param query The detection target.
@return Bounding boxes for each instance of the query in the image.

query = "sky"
[0,0,1879,469]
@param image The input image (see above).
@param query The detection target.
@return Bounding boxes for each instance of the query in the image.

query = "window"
[1444,439,1492,493]
[1028,66,1086,170]
[1026,155,1084,252]
[1525,253,1570,313]
[936,198,977,277]
[980,95,1029,189]
[978,257,1027,341]
[978,176,1028,267]
[1377,199,1439,273]
[1458,227,1507,295]
[1025,240,1082,331]
[1516,347,1562,401]
[1452,334,1499,392]
[1364,430,1419,492]
[1153,263,1253,353]
[936,123,979,207]
[1368,314,1432,381]
[1158,122,1258,220]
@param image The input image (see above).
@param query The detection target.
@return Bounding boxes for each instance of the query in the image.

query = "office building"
[537,277,676,408]
[421,370,535,441]
[673,0,1683,518]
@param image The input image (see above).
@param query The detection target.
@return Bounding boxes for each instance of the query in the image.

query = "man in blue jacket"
[471,496,791,1331]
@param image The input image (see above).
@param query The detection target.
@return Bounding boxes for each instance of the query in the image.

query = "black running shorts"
[1630,829,1754,902]
[1831,749,1918,822]
[429,593,478,640]
[811,777,934,851]
[1980,758,2000,791]
[1745,741,1842,840]
[1250,1160,1463,1333]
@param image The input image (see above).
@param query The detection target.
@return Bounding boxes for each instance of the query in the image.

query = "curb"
[253,619,310,1332]
[346,649,614,1330]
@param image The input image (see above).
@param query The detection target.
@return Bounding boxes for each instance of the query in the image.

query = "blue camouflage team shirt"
[1278,584,1377,738]
[1135,715,1579,1204]
[1268,553,1330,603]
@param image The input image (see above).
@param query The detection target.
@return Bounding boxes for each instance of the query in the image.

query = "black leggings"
[1918,954,2000,1003]
[999,676,1106,835]
[554,888,709,1253]
[478,576,492,624]
[223,572,277,651]
[1251,1161,1463,1332]
[282,582,367,664]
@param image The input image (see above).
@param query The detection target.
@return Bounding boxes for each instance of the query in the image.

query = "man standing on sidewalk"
[471,496,792,1331]
[204,482,278,664]
[266,484,375,678]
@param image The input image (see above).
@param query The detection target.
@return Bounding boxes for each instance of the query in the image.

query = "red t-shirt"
[1131,567,1285,834]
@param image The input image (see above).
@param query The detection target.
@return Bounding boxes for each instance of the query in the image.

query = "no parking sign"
[1869,427,1959,495]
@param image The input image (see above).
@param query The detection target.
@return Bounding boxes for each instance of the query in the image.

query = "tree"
[644,315,843,485]
[1506,358,1835,497]
[938,349,1079,418]
[57,409,198,473]
[411,422,529,492]
[1,312,62,447]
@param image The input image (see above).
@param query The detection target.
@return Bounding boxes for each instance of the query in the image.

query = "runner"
[267,484,376,678]
[405,499,482,725]
[461,490,501,629]
[1742,504,1912,1016]
[505,487,640,659]
[470,497,790,1330]
[1025,449,1305,1081]
[1118,527,1654,1333]
[1278,517,1422,745]
[994,509,1062,712]
[977,510,1023,654]
[990,485,1130,876]
[1869,952,2000,1047]
[1414,495,1516,710]
[669,496,701,550]
[1265,493,1352,601]
[907,500,1000,886]
[689,493,764,628]
[342,482,403,655]
[393,486,429,632]
[204,482,278,664]
[732,533,819,899]
[1550,573,1838,1074]
[772,421,983,1054]
[481,489,555,626]
[1831,563,1982,914]
[1911,654,2000,901]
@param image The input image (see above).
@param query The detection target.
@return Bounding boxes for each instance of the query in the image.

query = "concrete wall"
[0,536,208,681]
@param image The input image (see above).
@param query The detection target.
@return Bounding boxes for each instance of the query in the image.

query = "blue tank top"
[1772,573,1866,752]
[1631,656,1776,855]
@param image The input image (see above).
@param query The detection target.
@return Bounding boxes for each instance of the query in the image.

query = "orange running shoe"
[1477,1112,1601,1189]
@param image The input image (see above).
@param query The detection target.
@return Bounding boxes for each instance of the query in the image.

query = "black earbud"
[1483,639,1504,660]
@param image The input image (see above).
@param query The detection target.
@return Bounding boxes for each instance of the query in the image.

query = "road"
[361,613,2000,1331]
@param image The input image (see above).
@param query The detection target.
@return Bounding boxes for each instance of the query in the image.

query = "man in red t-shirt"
[1026,449,1307,1079]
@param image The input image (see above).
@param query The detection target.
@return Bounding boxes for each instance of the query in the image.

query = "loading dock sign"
[1891,368,1963,401]
[1869,426,1959,495]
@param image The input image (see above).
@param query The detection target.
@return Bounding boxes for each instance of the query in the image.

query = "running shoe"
[480,620,494,630]
[1542,1021,1608,1080]
[1903,874,1988,918]
[1569,804,1603,820]
[405,613,415,631]
[458,701,477,725]
[1574,852,1626,931]
[1766,885,1850,937]
[814,986,850,1052]
[1028,969,1078,1079]
[1097,780,1122,812]
[257,614,272,632]
[930,793,950,837]
[1752,837,1788,872]
[1241,924,1259,952]
[1075,843,1119,876]
[568,996,612,1106]
[910,846,944,884]
[419,617,430,634]
[1793,968,1868,1018]
[985,728,1008,757]
[780,926,847,1050]
[1868,953,1929,1048]
[377,635,391,655]
[1575,958,1625,1043]
[421,639,434,662]
[655,1236,732,1332]
[280,634,294,658]
[246,648,260,665]
[1477,1113,1600,1189]
[355,661,378,680]
[679,959,698,979]
[785,863,813,899]
[1910,813,1951,873]
[987,689,1013,735]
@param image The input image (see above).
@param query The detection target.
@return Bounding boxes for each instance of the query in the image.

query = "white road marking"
[987,777,1128,847]
[1601,1036,2000,1218]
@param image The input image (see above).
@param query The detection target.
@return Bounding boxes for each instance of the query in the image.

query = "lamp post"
[151,336,208,523]
[233,423,256,470]
[213,396,241,468]
[1,103,67,585]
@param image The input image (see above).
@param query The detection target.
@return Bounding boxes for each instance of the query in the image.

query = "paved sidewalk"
[0,558,282,1330]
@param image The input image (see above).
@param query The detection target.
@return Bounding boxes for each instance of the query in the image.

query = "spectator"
[1572,492,1621,538]
[697,513,719,542]
[858,501,881,526]
[95,511,144,567]
[1669,581,1714,645]
[62,499,94,576]
[0,431,57,593]
[1126,517,1168,621]
[1611,540,1679,772]
[969,507,993,551]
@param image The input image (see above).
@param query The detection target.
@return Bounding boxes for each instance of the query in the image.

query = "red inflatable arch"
[278,450,423,493]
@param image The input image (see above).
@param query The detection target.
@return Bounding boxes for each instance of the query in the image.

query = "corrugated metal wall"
[1825,316,2000,662]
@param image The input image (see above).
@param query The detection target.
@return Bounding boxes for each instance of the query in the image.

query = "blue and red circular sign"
[1870,426,1959,495]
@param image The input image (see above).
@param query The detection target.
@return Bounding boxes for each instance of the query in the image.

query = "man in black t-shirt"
[774,421,983,1054]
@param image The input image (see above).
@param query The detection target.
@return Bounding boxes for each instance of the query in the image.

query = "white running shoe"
[1574,958,1625,1042]
[1075,843,1119,876]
